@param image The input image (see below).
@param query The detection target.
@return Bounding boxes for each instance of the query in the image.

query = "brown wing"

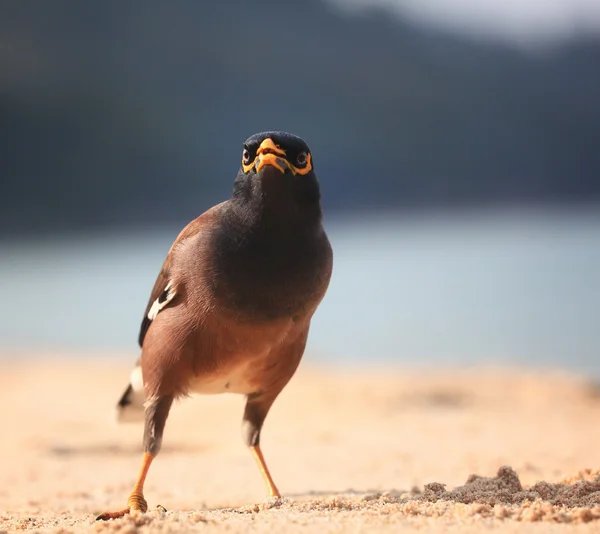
[137,202,227,347]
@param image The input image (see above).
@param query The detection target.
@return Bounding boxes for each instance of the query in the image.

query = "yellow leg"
[96,452,154,521]
[250,445,280,498]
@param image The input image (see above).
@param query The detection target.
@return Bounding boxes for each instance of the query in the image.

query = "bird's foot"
[128,492,149,513]
[95,492,148,521]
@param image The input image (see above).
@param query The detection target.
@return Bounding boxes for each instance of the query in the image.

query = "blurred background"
[1,0,599,375]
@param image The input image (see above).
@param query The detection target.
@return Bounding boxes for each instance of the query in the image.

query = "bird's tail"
[115,364,146,423]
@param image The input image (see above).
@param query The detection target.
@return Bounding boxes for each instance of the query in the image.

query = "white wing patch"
[129,365,144,393]
[147,281,176,321]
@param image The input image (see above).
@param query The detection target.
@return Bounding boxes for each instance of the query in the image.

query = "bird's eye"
[296,152,308,166]
[242,148,251,165]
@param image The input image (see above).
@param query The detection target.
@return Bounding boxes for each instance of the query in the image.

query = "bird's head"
[232,131,321,209]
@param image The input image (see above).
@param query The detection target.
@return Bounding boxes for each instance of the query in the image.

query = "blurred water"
[0,208,598,376]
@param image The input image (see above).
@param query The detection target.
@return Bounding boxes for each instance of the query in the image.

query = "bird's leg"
[96,395,173,521]
[250,445,280,498]
[242,394,280,498]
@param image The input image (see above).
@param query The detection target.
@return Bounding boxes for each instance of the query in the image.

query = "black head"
[232,131,321,209]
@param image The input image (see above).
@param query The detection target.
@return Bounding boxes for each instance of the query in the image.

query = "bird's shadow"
[284,488,406,499]
[46,443,202,457]
[196,488,416,514]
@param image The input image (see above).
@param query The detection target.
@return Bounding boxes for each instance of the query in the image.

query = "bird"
[96,131,333,520]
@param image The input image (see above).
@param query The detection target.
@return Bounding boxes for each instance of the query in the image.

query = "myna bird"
[96,131,333,520]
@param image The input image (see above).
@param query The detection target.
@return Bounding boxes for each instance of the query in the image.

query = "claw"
[95,508,131,521]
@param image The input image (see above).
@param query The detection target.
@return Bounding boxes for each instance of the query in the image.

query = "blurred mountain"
[1,0,599,238]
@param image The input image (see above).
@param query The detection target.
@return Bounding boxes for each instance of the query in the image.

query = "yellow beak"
[254,138,292,174]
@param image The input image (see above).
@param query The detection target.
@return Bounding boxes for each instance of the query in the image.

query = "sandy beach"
[1,358,600,533]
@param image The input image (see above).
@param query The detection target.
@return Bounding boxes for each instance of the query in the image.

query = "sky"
[332,0,600,47]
